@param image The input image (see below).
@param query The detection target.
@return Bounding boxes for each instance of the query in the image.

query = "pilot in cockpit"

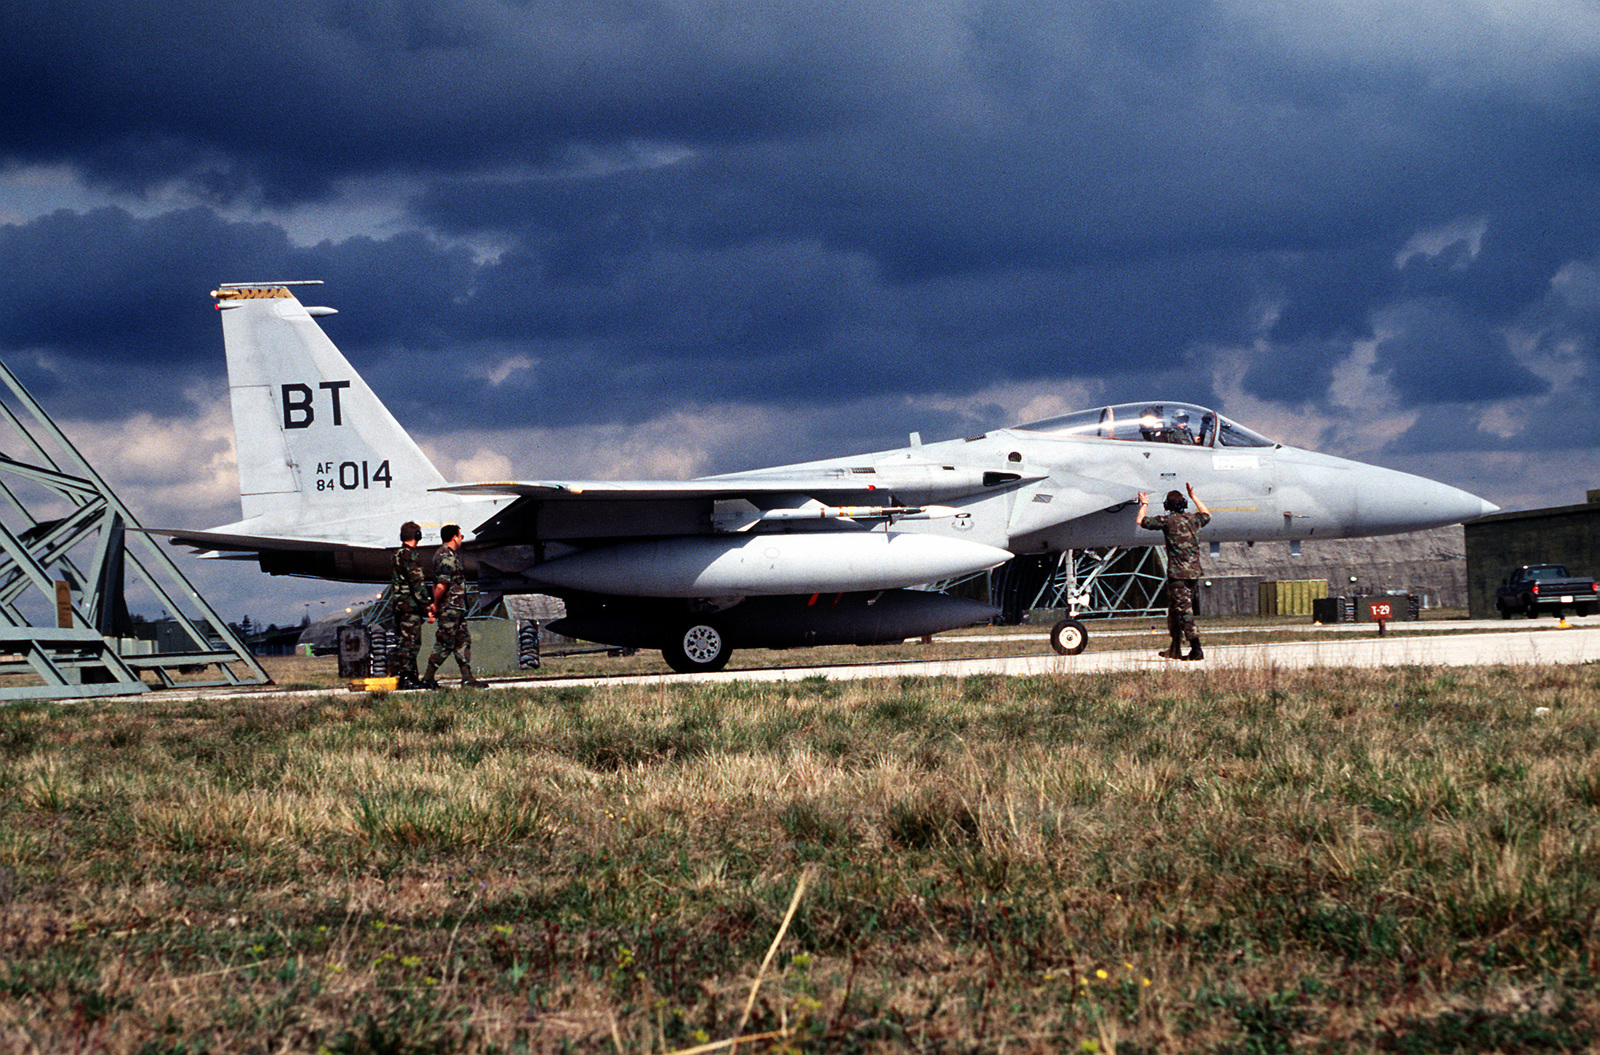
[1139,406,1162,442]
[1168,410,1197,444]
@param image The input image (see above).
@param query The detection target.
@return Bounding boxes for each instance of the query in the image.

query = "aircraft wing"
[435,480,897,501]
[434,466,1044,502]
[443,469,1047,546]
[433,480,821,500]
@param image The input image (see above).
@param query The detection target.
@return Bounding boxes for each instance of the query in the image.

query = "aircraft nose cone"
[1442,489,1499,522]
[1358,473,1498,533]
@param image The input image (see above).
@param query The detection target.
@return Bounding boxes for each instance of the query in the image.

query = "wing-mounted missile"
[711,497,969,533]
[711,463,1045,501]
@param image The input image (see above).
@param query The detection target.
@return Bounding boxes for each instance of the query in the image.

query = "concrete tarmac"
[539,621,1600,688]
[101,617,1600,702]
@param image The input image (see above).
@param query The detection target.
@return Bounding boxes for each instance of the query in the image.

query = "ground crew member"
[389,521,429,689]
[421,524,488,689]
[1137,483,1212,660]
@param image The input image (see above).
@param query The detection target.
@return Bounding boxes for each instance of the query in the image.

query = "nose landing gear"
[1049,617,1088,655]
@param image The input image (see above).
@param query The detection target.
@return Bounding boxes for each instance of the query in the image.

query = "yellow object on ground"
[350,677,399,692]
[1257,579,1329,616]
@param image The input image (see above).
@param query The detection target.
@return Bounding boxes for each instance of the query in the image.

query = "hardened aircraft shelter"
[0,360,267,700]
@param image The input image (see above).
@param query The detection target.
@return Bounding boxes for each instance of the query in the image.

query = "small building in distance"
[1197,524,1469,617]
[1463,491,1600,618]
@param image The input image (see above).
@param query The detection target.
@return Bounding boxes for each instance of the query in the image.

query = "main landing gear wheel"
[663,621,732,673]
[1049,618,1088,655]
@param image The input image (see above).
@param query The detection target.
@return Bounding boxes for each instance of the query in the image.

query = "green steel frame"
[0,361,269,699]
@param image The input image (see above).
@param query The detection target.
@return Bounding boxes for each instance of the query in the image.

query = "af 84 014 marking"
[315,460,393,491]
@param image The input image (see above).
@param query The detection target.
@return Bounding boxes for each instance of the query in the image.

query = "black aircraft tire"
[663,621,732,673]
[1049,618,1088,656]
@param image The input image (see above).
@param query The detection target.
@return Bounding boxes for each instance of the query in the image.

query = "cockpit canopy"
[1012,402,1276,448]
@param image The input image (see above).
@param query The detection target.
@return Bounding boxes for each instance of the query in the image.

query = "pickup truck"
[1495,564,1600,618]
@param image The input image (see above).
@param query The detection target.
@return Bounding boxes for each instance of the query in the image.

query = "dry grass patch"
[2,663,1599,1052]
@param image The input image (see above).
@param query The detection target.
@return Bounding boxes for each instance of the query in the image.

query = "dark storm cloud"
[1453,183,1600,321]
[1238,339,1348,406]
[5,0,1600,478]
[394,0,1494,279]
[1374,300,1547,405]
[388,241,1266,434]
[0,209,292,417]
[0,208,476,417]
[0,0,862,202]
[0,208,471,358]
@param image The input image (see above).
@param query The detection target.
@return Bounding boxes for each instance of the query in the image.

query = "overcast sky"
[5,0,1600,623]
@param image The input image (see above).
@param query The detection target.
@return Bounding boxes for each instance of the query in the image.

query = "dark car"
[1495,564,1600,618]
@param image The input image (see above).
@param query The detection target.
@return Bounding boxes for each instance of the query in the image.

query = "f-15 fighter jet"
[160,282,1497,671]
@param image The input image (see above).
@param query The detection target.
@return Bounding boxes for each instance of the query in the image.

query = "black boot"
[459,666,489,689]
[419,661,440,690]
[1158,635,1184,659]
[397,670,421,690]
[1183,638,1204,661]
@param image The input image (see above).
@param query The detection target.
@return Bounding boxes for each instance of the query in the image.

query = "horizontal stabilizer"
[143,526,379,554]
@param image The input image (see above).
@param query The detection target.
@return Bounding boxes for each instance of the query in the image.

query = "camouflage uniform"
[427,543,471,674]
[1140,509,1212,642]
[389,544,429,678]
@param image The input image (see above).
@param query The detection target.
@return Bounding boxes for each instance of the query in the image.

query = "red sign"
[1369,601,1393,622]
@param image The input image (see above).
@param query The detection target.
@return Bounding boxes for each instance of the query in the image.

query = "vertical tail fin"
[212,282,448,528]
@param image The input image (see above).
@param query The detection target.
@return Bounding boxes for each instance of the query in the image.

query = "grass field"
[3,658,1599,1052]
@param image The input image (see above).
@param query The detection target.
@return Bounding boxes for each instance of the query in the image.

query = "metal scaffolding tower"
[1019,547,1170,619]
[942,547,1171,623]
[0,361,269,700]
